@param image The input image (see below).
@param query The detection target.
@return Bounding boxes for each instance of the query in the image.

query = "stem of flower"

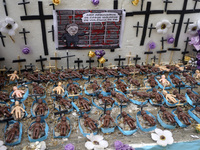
[9,36,15,43]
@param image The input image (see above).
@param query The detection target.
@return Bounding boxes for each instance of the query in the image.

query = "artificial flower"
[148,41,156,49]
[30,141,46,150]
[114,141,135,150]
[22,47,30,54]
[188,22,199,36]
[155,20,172,34]
[85,133,108,150]
[98,57,106,64]
[91,0,99,5]
[132,0,139,6]
[151,128,174,147]
[65,143,75,150]
[167,36,175,44]
[189,36,200,51]
[88,51,96,58]
[95,50,105,59]
[52,0,60,5]
[0,141,7,150]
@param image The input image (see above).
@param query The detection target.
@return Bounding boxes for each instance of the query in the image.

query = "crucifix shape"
[46,62,55,73]
[100,100,108,114]
[133,55,141,65]
[160,37,167,49]
[0,32,6,47]
[126,52,135,65]
[12,56,26,75]
[21,1,53,55]
[175,81,185,94]
[114,0,118,9]
[86,58,95,69]
[167,0,200,47]
[184,18,193,33]
[133,22,143,37]
[137,103,148,111]
[48,25,54,41]
[114,55,126,67]
[119,100,127,115]
[193,0,200,10]
[50,52,59,70]
[141,0,145,11]
[18,0,30,16]
[54,110,68,117]
[163,0,173,12]
[3,0,8,16]
[19,28,30,45]
[61,51,76,69]
[171,19,179,33]
[148,23,156,37]
[182,37,190,64]
[151,55,158,65]
[126,2,163,45]
[168,48,181,64]
[36,55,47,72]
[49,3,55,10]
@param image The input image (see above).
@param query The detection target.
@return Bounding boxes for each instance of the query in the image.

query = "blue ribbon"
[157,111,176,129]
[188,107,200,123]
[146,89,165,106]
[185,90,199,107]
[167,73,186,89]
[84,81,102,96]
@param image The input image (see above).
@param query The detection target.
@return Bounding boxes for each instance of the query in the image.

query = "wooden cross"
[126,52,135,66]
[0,32,6,47]
[86,58,94,69]
[168,48,181,65]
[133,55,141,65]
[148,23,156,37]
[36,55,47,72]
[151,55,158,65]
[12,56,26,75]
[19,28,30,45]
[184,18,193,33]
[163,0,173,12]
[133,22,143,37]
[114,55,126,67]
[46,62,55,73]
[50,52,59,70]
[18,0,30,16]
[144,49,153,65]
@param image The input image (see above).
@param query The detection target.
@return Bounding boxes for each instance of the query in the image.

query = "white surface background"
[0,0,199,70]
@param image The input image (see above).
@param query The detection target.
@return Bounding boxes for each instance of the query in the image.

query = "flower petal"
[155,22,162,29]
[197,20,200,29]
[93,135,104,142]
[163,130,172,138]
[167,137,174,145]
[151,133,159,141]
[8,30,15,36]
[157,29,163,34]
[0,141,3,147]
[99,140,108,148]
[0,145,7,150]
[155,128,164,136]
[85,141,95,150]
[162,28,168,34]
[86,133,94,141]
[157,139,168,147]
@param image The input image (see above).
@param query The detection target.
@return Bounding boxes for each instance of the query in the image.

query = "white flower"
[0,17,18,36]
[85,133,108,150]
[0,140,7,150]
[188,22,199,36]
[29,141,46,150]
[151,128,174,147]
[197,19,200,29]
[155,20,172,34]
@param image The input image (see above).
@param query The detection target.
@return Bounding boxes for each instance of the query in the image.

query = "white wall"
[0,0,199,70]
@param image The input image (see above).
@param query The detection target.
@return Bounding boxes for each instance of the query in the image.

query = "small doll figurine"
[195,70,200,80]
[5,122,20,143]
[160,106,176,124]
[121,111,136,130]
[56,116,70,136]
[78,95,91,112]
[141,110,156,126]
[159,75,170,88]
[100,110,115,128]
[29,116,44,139]
[7,70,19,81]
[11,101,25,120]
[67,80,80,94]
[83,114,97,131]
[163,90,178,104]
[12,86,25,98]
[0,105,12,118]
[177,107,191,125]
[35,99,48,116]
[53,82,65,95]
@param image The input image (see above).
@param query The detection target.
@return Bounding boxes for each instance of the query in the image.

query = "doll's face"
[67,26,78,36]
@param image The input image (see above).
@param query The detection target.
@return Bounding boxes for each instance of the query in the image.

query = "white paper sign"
[82,12,119,23]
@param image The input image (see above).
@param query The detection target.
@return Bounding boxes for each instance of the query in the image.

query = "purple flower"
[167,37,175,44]
[92,0,99,5]
[65,143,75,150]
[22,47,30,54]
[148,42,156,49]
[95,50,105,59]
[114,141,124,149]
[189,36,200,51]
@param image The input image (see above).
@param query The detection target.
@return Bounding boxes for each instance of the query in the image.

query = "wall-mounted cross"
[36,55,47,72]
[167,0,200,47]
[3,0,8,16]
[133,22,143,37]
[12,56,26,75]
[163,0,173,12]
[62,51,76,69]
[151,55,158,65]
[18,0,30,16]
[86,58,95,69]
[48,25,54,41]
[168,48,181,64]
[126,2,163,46]
[49,3,55,10]
[184,18,193,33]
[0,32,6,47]
[21,1,53,55]
[114,55,126,67]
[160,37,167,49]
[133,55,141,65]
[193,0,200,10]
[141,0,145,11]
[182,37,190,64]
[19,28,30,45]
[113,0,118,9]
[171,19,179,33]
[74,58,83,70]
[148,23,156,37]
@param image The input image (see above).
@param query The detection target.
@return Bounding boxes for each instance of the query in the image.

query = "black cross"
[133,22,143,37]
[3,0,8,16]
[184,18,193,33]
[171,19,179,33]
[126,2,163,45]
[21,1,53,55]
[0,58,5,61]
[12,58,26,63]
[74,58,83,69]
[115,74,124,80]
[151,55,158,64]
[148,23,156,37]
[175,81,185,94]
[187,84,198,92]
[114,55,126,67]
[193,0,200,10]
[160,37,167,49]
[86,58,95,69]
[54,110,69,117]
[49,3,55,10]
[137,103,148,111]
[25,63,35,72]
[0,32,6,47]
[29,94,43,102]
[163,0,173,12]
[48,25,54,41]
[114,0,118,9]
[141,0,144,11]
[19,28,30,45]
[62,51,76,69]
[167,0,200,47]
[133,55,141,65]
[18,0,30,16]
[36,55,47,72]
[182,37,190,64]
[100,100,108,114]
[119,100,127,115]
[98,59,108,68]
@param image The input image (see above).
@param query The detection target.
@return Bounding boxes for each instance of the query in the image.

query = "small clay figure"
[89,80,100,92]
[195,70,200,80]
[0,105,12,118]
[12,86,25,98]
[29,116,44,139]
[5,122,19,143]
[111,91,129,103]
[23,72,38,81]
[177,107,190,125]
[117,67,129,75]
[160,106,176,124]
[147,75,158,87]
[186,89,199,102]
[83,114,97,131]
[170,74,181,85]
[0,91,9,101]
[183,72,197,85]
[56,116,70,136]
[57,96,72,108]
[100,110,115,128]
[149,88,163,103]
[159,75,170,88]
[116,79,127,93]
[132,91,150,99]
[102,79,113,92]
[173,90,186,103]
[154,64,170,72]
[53,82,65,95]
[104,67,118,76]
[7,70,19,81]
[121,111,136,130]
[195,106,200,112]
[59,71,70,79]
[67,80,80,94]
[151,66,160,73]
[98,94,115,105]
[93,67,106,76]
[47,71,58,81]
[35,99,48,116]
[32,83,45,95]
[163,90,178,103]
[39,74,50,82]
[127,77,140,87]
[11,101,25,119]
[141,110,156,126]
[78,95,91,112]
[71,70,82,78]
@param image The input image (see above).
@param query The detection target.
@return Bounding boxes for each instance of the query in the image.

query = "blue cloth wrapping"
[53,117,72,138]
[100,114,116,133]
[171,109,191,128]
[185,90,199,107]
[72,97,92,114]
[161,91,178,107]
[157,111,176,129]
[112,91,128,107]
[113,79,128,94]
[135,140,200,150]
[31,99,49,120]
[188,107,200,123]
[116,114,138,135]
[136,111,156,132]
[92,97,115,111]
[146,89,165,107]
[10,85,29,103]
[155,75,172,90]
[167,73,186,89]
